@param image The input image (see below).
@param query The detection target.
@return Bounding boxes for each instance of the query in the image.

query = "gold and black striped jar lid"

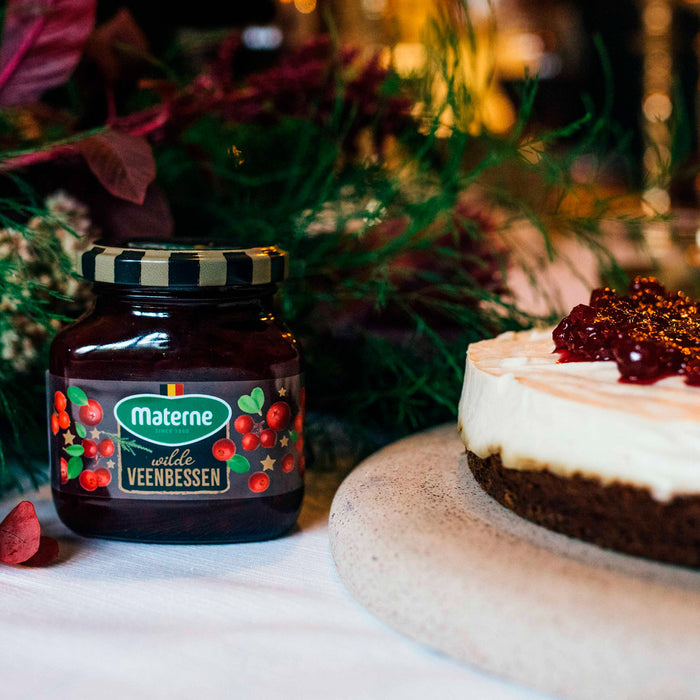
[77,241,288,288]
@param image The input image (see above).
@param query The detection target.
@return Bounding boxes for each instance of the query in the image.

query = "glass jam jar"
[48,242,304,543]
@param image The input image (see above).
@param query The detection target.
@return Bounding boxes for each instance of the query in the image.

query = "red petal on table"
[0,501,41,565]
[0,0,97,107]
[20,536,59,567]
[75,131,156,204]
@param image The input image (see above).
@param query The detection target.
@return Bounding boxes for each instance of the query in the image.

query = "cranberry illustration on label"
[54,391,67,412]
[248,472,270,493]
[60,458,68,484]
[266,402,291,431]
[94,468,112,487]
[64,386,103,426]
[282,454,295,473]
[242,433,260,451]
[78,470,98,491]
[82,439,98,459]
[51,413,59,435]
[98,439,115,457]
[79,399,103,426]
[212,438,236,461]
[260,429,277,448]
[234,415,254,434]
[58,411,70,430]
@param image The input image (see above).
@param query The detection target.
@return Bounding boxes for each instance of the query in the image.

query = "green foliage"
[151,82,632,449]
[0,11,645,486]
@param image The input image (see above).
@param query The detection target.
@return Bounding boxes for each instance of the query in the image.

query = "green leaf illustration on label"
[67,386,88,406]
[67,457,83,479]
[114,393,232,446]
[237,387,264,415]
[65,445,84,457]
[251,387,264,407]
[227,455,250,473]
[75,423,87,438]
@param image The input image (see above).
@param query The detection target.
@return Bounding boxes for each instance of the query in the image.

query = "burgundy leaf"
[0,0,97,107]
[0,501,41,565]
[83,7,150,84]
[93,183,174,244]
[20,535,59,566]
[75,131,156,204]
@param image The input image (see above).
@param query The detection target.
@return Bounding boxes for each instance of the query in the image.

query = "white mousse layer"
[458,329,700,501]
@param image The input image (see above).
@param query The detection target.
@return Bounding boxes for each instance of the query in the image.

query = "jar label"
[48,375,304,500]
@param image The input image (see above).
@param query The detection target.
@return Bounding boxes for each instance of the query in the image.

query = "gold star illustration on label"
[278,387,287,396]
[280,435,289,447]
[90,427,101,440]
[63,430,75,446]
[261,455,276,471]
[106,459,115,469]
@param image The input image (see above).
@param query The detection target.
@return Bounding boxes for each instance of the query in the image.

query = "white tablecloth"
[0,471,546,700]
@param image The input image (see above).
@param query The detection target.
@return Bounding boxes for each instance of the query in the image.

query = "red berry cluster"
[210,391,305,492]
[232,400,292,451]
[554,276,700,384]
[51,389,114,492]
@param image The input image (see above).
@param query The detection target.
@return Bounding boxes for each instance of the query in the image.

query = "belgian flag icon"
[161,383,184,396]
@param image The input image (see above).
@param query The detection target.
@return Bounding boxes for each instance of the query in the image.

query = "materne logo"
[114,394,231,446]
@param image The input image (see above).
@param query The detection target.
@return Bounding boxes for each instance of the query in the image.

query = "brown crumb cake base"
[466,450,700,569]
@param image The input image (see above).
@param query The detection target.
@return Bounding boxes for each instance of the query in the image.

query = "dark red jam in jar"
[48,242,304,543]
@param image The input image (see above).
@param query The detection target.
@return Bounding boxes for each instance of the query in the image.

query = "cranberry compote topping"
[553,276,700,384]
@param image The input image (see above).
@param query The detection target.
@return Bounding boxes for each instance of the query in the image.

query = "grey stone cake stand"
[329,424,700,700]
